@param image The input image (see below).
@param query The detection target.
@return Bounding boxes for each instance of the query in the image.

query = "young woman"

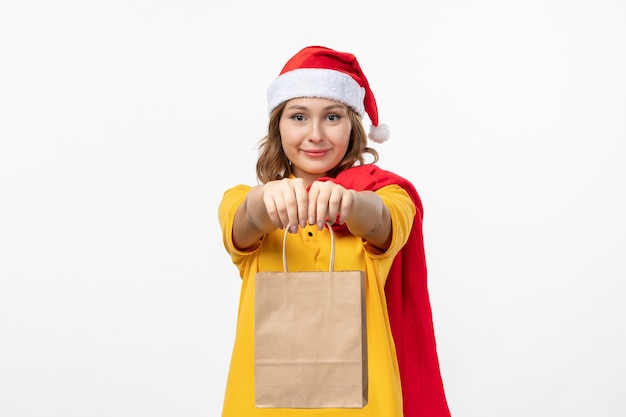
[218,46,451,417]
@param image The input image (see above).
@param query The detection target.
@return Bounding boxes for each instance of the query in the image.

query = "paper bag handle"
[282,222,335,273]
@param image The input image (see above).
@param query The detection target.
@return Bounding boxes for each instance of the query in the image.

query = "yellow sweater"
[218,184,416,417]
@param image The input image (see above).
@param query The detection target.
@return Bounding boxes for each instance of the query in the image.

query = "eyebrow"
[285,103,348,111]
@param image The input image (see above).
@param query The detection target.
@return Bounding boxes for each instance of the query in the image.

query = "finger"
[264,194,284,229]
[315,187,331,229]
[294,182,309,229]
[307,184,321,226]
[337,189,355,225]
[280,186,300,232]
[326,188,343,225]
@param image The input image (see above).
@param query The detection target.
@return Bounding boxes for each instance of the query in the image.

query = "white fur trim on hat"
[267,68,366,117]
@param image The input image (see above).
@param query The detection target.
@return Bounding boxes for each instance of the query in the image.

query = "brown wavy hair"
[255,102,379,184]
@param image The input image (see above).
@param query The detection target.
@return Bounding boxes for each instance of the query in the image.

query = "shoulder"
[336,164,414,190]
[335,164,423,214]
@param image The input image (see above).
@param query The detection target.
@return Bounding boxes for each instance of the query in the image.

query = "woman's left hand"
[307,181,356,230]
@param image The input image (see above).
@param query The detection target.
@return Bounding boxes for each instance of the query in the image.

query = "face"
[279,97,352,184]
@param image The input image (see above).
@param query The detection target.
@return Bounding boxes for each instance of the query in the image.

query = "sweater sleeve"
[218,184,255,277]
[365,184,416,261]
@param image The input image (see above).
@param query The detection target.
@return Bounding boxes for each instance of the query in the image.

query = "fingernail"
[309,216,315,225]
[317,222,324,230]
[300,220,306,228]
[289,225,298,233]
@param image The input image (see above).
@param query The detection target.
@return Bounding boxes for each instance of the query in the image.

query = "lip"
[302,149,330,158]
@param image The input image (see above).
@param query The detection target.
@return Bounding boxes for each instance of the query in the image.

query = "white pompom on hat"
[267,46,390,143]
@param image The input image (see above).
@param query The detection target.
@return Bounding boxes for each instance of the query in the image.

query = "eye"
[290,114,305,121]
[327,114,341,121]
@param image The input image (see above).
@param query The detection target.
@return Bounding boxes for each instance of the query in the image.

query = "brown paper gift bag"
[254,225,368,408]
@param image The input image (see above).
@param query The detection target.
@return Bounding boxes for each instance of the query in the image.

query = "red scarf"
[321,164,451,417]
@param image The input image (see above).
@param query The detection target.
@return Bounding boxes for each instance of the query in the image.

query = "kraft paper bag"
[254,227,368,408]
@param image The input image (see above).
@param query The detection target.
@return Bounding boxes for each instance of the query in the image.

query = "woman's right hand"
[233,178,309,249]
[257,178,309,233]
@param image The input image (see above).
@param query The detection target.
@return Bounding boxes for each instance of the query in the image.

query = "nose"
[308,119,323,142]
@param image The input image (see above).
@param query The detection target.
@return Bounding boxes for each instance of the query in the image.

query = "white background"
[1,1,625,416]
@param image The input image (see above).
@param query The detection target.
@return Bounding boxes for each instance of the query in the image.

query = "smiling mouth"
[303,150,329,157]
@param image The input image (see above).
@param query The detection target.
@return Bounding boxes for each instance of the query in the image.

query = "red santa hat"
[267,45,390,143]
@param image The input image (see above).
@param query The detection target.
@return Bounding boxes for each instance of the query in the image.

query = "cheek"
[279,131,293,150]
[278,121,297,144]
[279,132,297,159]
[278,116,291,138]
[340,127,353,149]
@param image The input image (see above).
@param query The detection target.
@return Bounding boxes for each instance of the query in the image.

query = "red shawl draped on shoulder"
[320,164,451,417]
